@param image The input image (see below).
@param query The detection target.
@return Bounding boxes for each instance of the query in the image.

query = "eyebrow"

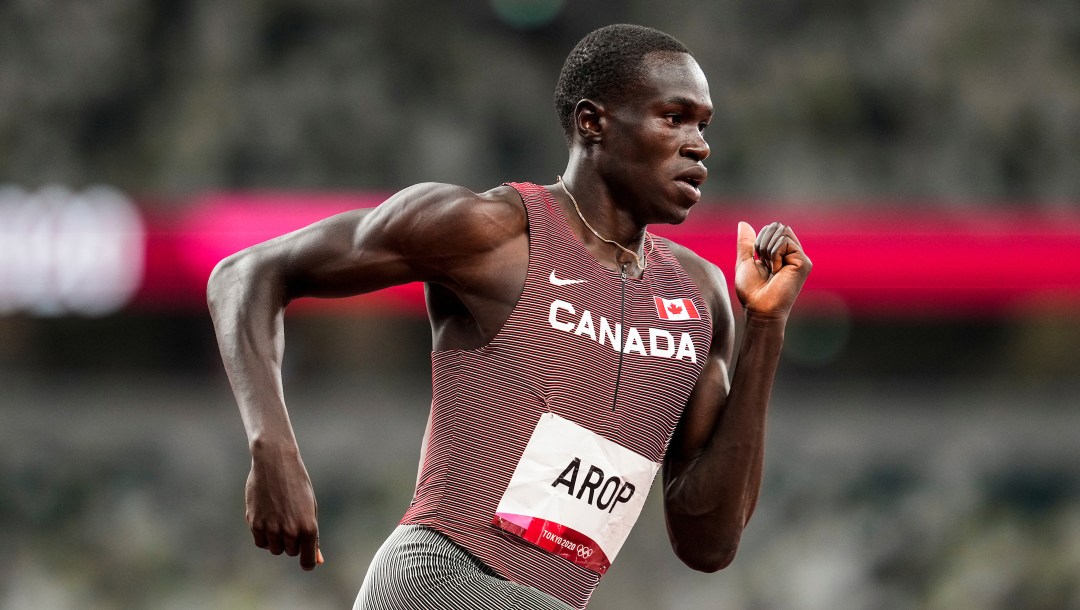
[662,96,713,117]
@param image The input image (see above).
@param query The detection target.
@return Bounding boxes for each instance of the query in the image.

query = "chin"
[671,208,693,224]
[655,205,693,226]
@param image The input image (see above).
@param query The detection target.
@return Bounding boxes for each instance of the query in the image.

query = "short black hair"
[555,24,691,145]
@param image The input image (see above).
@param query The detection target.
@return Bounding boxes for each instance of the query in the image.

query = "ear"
[572,99,604,145]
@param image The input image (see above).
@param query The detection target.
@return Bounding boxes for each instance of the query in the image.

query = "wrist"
[740,311,788,357]
[249,434,300,459]
[743,308,789,327]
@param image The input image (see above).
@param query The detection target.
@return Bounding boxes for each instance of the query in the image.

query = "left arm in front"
[662,221,812,572]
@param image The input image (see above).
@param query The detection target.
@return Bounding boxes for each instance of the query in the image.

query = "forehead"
[634,52,712,111]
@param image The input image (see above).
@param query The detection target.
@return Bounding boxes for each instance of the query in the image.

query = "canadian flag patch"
[654,296,701,321]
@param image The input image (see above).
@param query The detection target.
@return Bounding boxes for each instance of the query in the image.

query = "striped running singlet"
[399,182,712,609]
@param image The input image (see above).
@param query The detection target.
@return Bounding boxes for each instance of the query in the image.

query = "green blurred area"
[1,0,1078,203]
[2,1,1080,608]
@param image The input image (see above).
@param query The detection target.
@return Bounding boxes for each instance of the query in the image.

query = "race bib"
[493,413,661,573]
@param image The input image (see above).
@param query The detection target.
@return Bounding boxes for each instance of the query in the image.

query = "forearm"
[665,313,786,569]
[208,253,298,453]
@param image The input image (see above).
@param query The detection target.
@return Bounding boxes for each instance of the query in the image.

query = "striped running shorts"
[353,525,575,610]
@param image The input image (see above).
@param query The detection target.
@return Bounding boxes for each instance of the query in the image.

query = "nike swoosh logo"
[549,270,587,286]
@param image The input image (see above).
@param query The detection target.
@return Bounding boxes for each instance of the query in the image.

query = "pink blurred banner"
[137,192,1080,318]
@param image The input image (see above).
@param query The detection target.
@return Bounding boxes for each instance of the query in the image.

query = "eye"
[698,122,709,133]
[665,113,683,125]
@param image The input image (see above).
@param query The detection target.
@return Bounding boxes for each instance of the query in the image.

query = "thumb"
[736,221,756,265]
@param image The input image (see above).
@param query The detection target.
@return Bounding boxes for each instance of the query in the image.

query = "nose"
[681,131,709,162]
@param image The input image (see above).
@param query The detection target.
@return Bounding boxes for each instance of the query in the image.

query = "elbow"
[207,251,271,315]
[206,254,240,312]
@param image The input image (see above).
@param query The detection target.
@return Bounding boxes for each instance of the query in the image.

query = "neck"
[556,174,650,272]
[557,164,647,247]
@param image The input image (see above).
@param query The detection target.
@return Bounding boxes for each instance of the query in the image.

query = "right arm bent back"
[206,183,524,571]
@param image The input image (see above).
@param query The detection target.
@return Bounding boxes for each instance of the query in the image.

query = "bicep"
[665,260,736,467]
[236,183,496,301]
[275,207,416,299]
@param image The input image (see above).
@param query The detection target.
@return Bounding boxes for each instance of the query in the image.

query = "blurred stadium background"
[2,1,1080,608]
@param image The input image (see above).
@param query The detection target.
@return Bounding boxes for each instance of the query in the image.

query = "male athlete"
[209,24,811,610]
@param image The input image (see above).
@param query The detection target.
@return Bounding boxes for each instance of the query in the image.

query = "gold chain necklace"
[557,176,651,271]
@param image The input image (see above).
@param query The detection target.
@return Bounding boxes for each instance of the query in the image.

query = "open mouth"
[674,178,702,204]
[677,176,702,189]
[675,166,707,196]
[675,173,704,199]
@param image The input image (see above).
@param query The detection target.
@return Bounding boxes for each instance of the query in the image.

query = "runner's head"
[555,25,711,225]
[555,24,692,147]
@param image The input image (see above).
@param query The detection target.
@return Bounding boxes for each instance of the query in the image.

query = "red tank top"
[401,182,712,609]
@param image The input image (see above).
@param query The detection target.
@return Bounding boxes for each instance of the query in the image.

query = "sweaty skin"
[207,50,811,574]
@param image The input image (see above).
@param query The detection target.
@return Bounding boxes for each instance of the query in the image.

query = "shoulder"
[658,236,726,298]
[364,183,530,286]
[657,236,733,331]
[369,182,527,253]
[393,182,524,215]
[383,182,526,242]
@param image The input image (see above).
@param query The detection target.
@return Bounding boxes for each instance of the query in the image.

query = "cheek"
[604,118,677,172]
[627,131,674,165]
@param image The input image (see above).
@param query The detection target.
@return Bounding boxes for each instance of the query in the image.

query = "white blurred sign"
[0,186,144,317]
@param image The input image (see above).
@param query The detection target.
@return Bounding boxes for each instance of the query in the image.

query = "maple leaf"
[667,303,683,315]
